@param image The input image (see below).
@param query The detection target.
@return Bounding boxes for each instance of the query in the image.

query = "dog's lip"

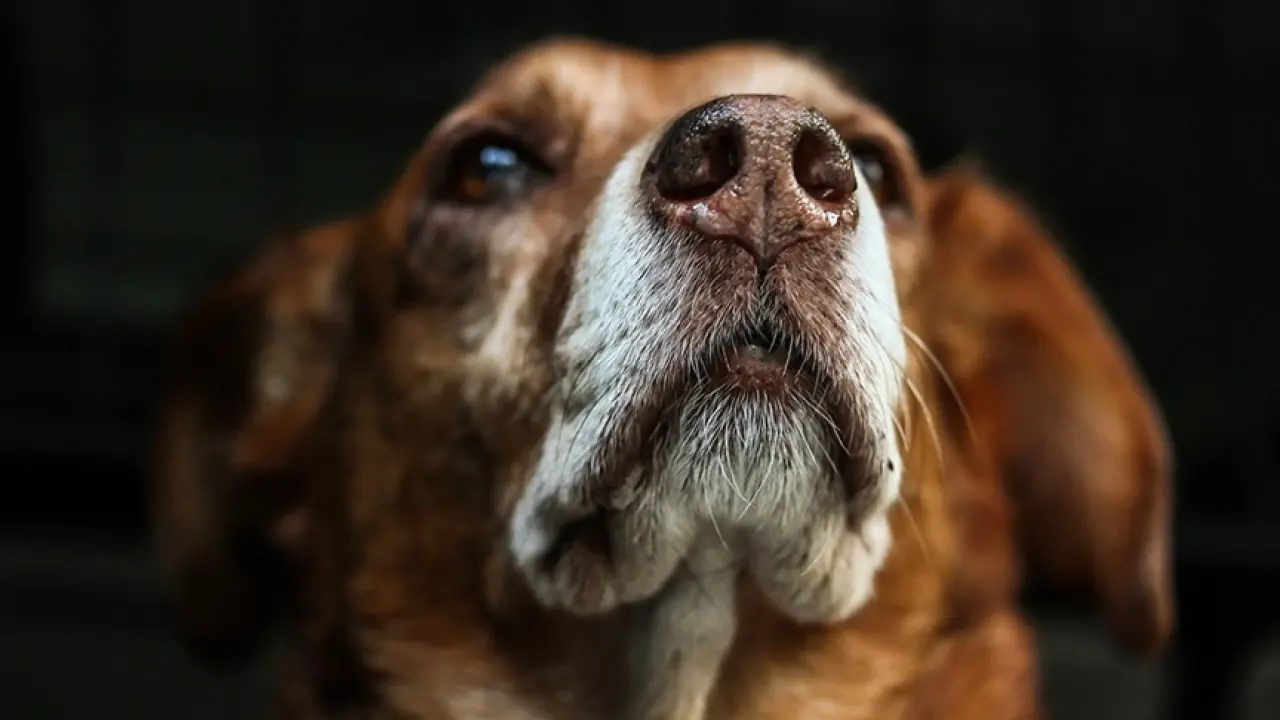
[577,323,848,500]
[715,327,810,377]
[727,342,785,366]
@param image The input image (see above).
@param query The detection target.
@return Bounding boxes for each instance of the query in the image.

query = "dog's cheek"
[399,206,497,319]
[750,511,892,624]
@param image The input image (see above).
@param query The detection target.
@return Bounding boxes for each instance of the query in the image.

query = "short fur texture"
[151,38,1174,720]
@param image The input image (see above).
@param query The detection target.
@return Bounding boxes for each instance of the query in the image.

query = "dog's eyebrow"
[455,74,587,169]
[489,76,563,119]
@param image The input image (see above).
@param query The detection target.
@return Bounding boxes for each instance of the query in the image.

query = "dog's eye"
[847,140,904,211]
[437,132,549,206]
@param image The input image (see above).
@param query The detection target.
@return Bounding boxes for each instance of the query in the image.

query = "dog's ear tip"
[1112,512,1177,658]
[924,172,1175,657]
[1107,580,1176,658]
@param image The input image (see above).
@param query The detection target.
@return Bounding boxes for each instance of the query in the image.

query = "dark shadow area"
[3,0,1279,718]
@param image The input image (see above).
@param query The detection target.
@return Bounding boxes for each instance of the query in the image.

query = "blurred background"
[2,0,1277,717]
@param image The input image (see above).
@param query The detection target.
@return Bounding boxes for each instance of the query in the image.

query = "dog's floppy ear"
[921,166,1174,657]
[151,219,356,667]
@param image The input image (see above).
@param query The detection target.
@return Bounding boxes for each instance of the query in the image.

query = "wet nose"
[643,94,858,265]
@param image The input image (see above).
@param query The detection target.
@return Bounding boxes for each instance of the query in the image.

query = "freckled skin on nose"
[643,94,859,266]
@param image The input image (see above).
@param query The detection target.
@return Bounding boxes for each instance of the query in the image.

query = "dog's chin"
[509,353,899,624]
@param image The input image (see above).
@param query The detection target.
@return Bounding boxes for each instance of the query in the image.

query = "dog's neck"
[617,531,741,720]
[304,481,951,720]
[298,358,957,720]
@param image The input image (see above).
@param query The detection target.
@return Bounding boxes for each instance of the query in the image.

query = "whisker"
[902,374,946,472]
[705,466,731,553]
[846,334,938,568]
[900,325,977,447]
[798,530,831,578]
[563,341,611,408]
[892,411,910,452]
[859,291,976,452]
[719,432,750,506]
[701,385,751,507]
[561,389,617,504]
[793,389,843,481]
[798,386,843,445]
[552,340,617,476]
[895,496,934,570]
[853,306,946,474]
[724,456,750,505]
[735,412,771,522]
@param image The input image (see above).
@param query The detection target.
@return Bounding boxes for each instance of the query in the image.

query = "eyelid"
[843,135,891,161]
[440,119,550,172]
[436,114,555,167]
[843,136,910,211]
[427,124,556,208]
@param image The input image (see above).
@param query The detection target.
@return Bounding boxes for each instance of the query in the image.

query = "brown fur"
[151,38,1173,719]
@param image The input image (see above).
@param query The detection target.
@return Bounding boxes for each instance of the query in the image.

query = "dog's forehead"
[471,39,866,136]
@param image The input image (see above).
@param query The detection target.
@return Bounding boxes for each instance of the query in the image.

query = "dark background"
[3,0,1278,717]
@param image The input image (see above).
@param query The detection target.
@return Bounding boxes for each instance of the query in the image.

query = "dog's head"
[152,38,1173,701]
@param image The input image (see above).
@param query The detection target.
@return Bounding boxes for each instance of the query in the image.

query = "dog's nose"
[643,94,857,265]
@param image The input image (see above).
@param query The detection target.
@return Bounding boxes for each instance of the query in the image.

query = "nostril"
[793,129,855,205]
[654,126,742,202]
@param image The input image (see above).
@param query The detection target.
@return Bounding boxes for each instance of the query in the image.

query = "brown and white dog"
[151,38,1174,719]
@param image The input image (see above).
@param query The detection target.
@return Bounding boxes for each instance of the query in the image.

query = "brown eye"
[846,140,904,211]
[436,131,549,206]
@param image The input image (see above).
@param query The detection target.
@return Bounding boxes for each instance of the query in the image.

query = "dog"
[151,38,1174,719]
